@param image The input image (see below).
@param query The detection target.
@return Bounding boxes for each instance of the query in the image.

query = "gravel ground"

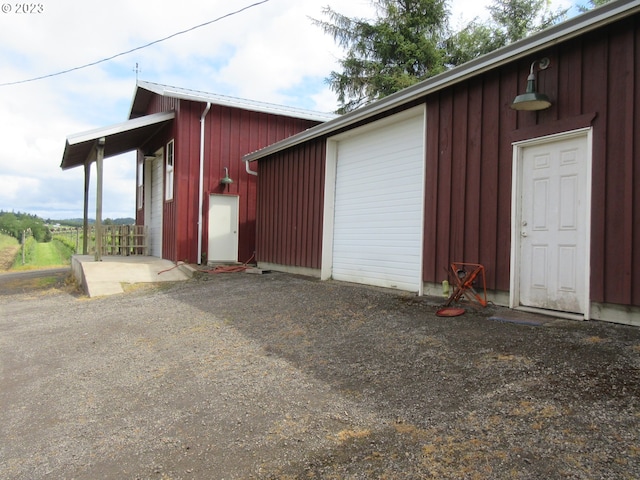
[1,270,639,479]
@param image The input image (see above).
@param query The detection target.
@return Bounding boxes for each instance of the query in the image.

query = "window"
[137,160,144,209]
[165,139,174,201]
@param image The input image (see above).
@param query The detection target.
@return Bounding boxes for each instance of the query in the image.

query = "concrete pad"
[71,255,192,297]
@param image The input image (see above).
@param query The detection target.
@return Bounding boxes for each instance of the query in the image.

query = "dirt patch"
[1,272,639,479]
[0,245,19,271]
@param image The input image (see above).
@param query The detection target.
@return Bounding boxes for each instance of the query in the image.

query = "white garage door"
[332,108,425,292]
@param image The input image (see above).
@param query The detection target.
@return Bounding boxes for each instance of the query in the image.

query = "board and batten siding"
[423,14,640,309]
[138,96,320,264]
[255,138,326,270]
[423,72,514,294]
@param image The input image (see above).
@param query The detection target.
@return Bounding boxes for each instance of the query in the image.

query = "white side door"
[208,194,239,263]
[144,152,163,258]
[518,133,589,314]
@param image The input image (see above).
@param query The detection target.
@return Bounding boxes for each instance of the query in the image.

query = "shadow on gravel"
[170,271,640,479]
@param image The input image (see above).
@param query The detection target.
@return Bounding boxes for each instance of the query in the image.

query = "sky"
[0,0,578,220]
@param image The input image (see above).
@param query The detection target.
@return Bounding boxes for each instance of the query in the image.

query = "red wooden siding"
[134,91,319,264]
[164,100,320,263]
[423,67,516,292]
[256,139,326,269]
[424,15,640,306]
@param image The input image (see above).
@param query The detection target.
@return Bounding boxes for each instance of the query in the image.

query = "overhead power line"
[0,0,270,87]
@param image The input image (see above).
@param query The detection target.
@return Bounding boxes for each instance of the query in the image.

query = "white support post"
[94,137,105,262]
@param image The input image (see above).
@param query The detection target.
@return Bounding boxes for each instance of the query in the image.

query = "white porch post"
[94,137,105,261]
[82,161,90,255]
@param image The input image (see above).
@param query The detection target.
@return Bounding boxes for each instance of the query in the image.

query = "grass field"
[0,233,20,270]
[32,241,69,266]
[1,234,73,271]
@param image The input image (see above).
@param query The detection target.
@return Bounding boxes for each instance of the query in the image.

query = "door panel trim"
[510,128,593,319]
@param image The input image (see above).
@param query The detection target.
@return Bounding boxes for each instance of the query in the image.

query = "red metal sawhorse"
[445,262,488,308]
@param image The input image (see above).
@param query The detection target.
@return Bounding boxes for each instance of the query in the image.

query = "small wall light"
[220,167,233,188]
[511,57,552,111]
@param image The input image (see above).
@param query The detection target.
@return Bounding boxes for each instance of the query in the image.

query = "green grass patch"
[11,238,74,270]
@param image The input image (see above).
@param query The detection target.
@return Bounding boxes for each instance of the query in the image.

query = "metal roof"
[244,0,640,162]
[60,111,175,170]
[130,80,337,123]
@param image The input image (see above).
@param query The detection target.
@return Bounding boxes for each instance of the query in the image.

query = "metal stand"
[444,262,488,308]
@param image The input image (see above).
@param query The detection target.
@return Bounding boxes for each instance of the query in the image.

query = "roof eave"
[61,111,175,170]
[66,110,175,147]
[131,80,337,123]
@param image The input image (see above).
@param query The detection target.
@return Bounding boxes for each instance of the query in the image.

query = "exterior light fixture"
[220,167,233,187]
[511,57,552,111]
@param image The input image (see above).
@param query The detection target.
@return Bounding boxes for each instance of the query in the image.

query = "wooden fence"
[53,225,148,256]
[99,225,148,256]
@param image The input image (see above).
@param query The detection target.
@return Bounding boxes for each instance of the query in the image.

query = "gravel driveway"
[1,270,639,479]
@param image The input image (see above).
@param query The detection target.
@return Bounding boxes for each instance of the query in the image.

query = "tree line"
[0,211,136,242]
[0,211,51,242]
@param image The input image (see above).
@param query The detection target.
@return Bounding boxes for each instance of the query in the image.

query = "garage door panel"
[338,153,422,174]
[332,110,425,292]
[335,198,423,212]
[333,266,419,290]
[335,220,422,234]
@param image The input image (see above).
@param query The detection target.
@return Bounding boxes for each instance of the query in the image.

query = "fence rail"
[52,225,148,256]
[99,225,148,256]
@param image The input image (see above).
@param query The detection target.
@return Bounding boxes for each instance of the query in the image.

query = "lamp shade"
[511,91,552,111]
[511,59,552,111]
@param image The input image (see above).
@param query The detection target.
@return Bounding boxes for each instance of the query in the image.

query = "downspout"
[245,158,258,176]
[197,102,211,265]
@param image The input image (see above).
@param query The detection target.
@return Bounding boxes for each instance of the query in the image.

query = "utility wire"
[0,0,270,87]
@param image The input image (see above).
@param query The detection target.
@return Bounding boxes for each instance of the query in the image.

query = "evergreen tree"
[444,0,567,67]
[313,0,449,113]
[488,0,567,44]
[444,20,505,67]
[578,0,613,13]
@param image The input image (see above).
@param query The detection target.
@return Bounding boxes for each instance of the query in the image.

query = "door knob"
[521,231,528,237]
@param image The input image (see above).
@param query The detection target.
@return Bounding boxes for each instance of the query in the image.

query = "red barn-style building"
[243,0,640,326]
[62,81,333,265]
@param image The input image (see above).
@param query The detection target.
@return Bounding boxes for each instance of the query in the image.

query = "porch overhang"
[60,110,175,170]
[60,110,175,260]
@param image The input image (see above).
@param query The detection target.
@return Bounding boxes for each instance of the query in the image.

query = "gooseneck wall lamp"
[220,167,233,190]
[511,57,552,111]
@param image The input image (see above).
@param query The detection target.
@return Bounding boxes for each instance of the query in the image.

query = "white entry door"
[144,152,163,258]
[517,133,589,314]
[208,194,239,263]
